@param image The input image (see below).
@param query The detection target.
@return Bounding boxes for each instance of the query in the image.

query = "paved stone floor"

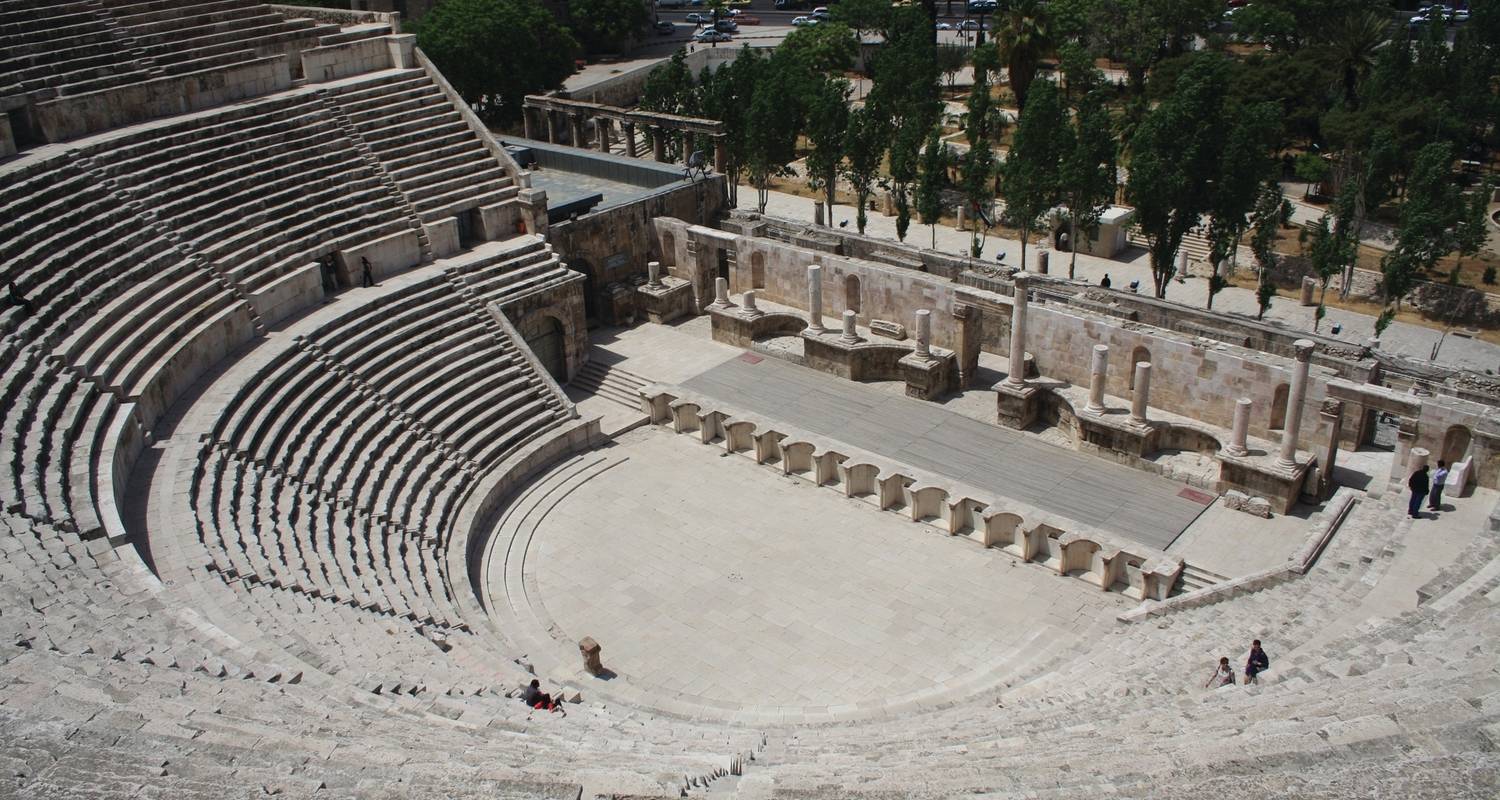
[683,354,1211,550]
[529,427,1126,715]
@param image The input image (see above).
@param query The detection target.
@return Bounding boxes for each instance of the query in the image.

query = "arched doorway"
[1442,425,1472,465]
[521,315,567,381]
[845,274,861,314]
[1129,346,1150,390]
[1269,383,1290,431]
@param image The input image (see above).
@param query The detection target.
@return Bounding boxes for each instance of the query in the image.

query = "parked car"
[958,19,984,30]
[966,0,997,12]
[714,18,739,32]
[935,21,953,29]
[692,28,732,42]
[655,19,676,34]
[792,15,817,25]
[684,12,709,23]
[812,6,830,20]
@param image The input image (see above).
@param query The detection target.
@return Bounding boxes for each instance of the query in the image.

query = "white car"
[935,21,953,29]
[692,28,732,42]
[684,11,709,23]
[792,15,817,25]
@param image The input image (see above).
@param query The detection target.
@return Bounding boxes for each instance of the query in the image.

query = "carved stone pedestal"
[636,277,695,324]
[996,381,1041,430]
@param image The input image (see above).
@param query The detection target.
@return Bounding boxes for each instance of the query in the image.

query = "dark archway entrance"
[522,315,567,380]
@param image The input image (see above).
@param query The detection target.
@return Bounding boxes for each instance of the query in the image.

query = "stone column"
[914,309,931,359]
[1408,446,1431,473]
[1035,250,1049,275]
[596,118,612,153]
[652,128,666,162]
[569,114,584,148]
[624,122,638,158]
[522,107,536,140]
[814,201,825,227]
[545,110,559,144]
[840,310,861,343]
[1129,362,1151,424]
[713,136,727,173]
[1178,250,1189,279]
[1300,276,1317,305]
[1277,339,1316,469]
[806,264,826,333]
[742,290,763,318]
[711,276,730,308]
[1085,344,1108,414]
[1225,397,1252,456]
[956,204,968,231]
[1004,274,1029,388]
[647,260,663,288]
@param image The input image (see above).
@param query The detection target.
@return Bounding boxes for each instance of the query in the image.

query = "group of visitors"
[1205,640,1270,688]
[1407,461,1452,519]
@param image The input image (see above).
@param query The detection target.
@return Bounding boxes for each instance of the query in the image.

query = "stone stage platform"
[683,355,1213,551]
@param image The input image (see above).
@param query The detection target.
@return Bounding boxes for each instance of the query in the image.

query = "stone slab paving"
[683,354,1209,550]
[528,427,1125,715]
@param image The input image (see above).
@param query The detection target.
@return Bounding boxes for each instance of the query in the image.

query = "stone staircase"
[568,360,649,410]
[1175,560,1229,593]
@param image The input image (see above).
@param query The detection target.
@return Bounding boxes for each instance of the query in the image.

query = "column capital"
[1292,338,1315,362]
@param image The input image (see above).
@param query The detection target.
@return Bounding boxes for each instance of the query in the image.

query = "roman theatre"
[2,4,1499,798]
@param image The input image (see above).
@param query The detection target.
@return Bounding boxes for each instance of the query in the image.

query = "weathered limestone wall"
[301,36,395,83]
[654,217,964,346]
[499,274,589,382]
[33,57,293,143]
[547,179,724,322]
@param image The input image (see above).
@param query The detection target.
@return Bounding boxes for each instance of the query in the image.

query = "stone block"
[1245,497,1273,518]
[247,262,323,328]
[1222,490,1249,511]
[870,319,907,340]
[426,217,461,258]
[636,277,696,325]
[578,637,603,676]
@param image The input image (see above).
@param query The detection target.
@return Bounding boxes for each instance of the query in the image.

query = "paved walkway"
[748,187,1500,374]
[683,355,1211,550]
[528,426,1126,719]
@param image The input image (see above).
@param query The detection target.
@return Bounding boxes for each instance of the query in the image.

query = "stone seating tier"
[328,69,517,223]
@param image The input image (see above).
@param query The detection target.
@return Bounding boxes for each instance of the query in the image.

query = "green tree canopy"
[781,21,860,74]
[1058,88,1117,278]
[1001,79,1067,267]
[1126,55,1234,297]
[414,0,577,126]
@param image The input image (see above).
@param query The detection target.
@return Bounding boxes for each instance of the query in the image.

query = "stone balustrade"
[640,384,1183,601]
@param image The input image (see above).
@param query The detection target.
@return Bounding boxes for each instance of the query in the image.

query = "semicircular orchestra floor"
[487,427,1128,724]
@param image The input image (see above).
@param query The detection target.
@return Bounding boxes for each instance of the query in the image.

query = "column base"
[996,382,1041,430]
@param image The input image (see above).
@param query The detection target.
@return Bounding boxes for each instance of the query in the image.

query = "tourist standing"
[1244,640,1270,684]
[1205,656,1236,688]
[361,257,376,288]
[1100,273,1111,289]
[7,282,33,316]
[1428,460,1449,512]
[1408,464,1430,519]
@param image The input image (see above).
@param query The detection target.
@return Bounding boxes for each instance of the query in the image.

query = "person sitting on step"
[1205,656,1236,689]
[521,678,566,715]
[1244,640,1270,684]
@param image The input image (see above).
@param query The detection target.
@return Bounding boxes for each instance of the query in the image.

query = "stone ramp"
[683,355,1211,551]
